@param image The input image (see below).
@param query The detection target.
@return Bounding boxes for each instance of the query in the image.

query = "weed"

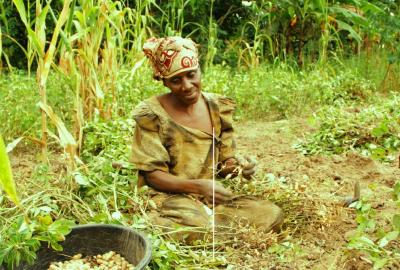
[0,72,73,142]
[0,216,74,269]
[295,93,400,161]
[203,63,375,120]
[347,182,400,269]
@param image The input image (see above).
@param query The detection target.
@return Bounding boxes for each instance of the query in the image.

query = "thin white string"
[212,126,215,259]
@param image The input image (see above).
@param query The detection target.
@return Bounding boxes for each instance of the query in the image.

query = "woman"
[130,36,283,242]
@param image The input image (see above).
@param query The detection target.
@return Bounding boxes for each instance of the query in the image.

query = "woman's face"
[163,68,201,105]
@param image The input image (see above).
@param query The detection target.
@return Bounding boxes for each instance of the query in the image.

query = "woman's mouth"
[184,91,197,98]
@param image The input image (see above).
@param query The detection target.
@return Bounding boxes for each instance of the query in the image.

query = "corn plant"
[0,28,18,72]
[0,26,3,73]
[158,0,189,36]
[204,0,217,67]
[230,0,371,66]
[57,0,140,154]
[0,1,4,72]
[68,0,124,119]
[0,30,30,72]
[124,0,156,58]
[10,0,154,160]
[0,134,20,206]
[236,0,273,68]
[12,0,76,163]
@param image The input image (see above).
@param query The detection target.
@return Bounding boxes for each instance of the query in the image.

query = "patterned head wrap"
[143,36,199,80]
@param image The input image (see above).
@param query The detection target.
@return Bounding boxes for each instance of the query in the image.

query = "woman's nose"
[181,77,191,91]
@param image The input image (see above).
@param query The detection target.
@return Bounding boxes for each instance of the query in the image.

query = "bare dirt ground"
[233,119,400,269]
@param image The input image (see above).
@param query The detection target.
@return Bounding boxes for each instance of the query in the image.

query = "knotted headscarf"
[143,36,199,80]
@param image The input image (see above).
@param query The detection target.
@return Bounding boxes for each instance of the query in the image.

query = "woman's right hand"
[198,180,233,204]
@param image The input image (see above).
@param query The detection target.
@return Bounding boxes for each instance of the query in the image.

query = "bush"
[295,93,400,161]
[0,72,73,141]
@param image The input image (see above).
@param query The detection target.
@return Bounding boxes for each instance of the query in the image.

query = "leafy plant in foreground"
[347,182,400,269]
[0,134,20,205]
[0,216,74,270]
[1,133,75,269]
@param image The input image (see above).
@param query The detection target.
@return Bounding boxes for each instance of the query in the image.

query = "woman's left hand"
[220,156,257,180]
[238,156,257,180]
[219,158,238,178]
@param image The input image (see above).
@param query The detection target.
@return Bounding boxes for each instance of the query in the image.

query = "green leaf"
[73,172,90,186]
[387,53,400,65]
[393,214,400,231]
[386,230,399,241]
[336,20,362,43]
[23,249,37,265]
[38,215,53,226]
[14,249,21,267]
[378,231,399,247]
[36,4,50,54]
[50,241,63,252]
[371,124,389,138]
[27,28,44,58]
[6,137,23,153]
[361,203,371,212]
[359,236,374,246]
[48,219,74,236]
[393,182,400,201]
[371,147,386,160]
[0,249,5,265]
[373,258,388,270]
[11,0,28,26]
[37,102,77,151]
[0,134,20,205]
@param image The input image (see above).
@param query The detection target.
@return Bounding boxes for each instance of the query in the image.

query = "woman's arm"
[143,170,233,203]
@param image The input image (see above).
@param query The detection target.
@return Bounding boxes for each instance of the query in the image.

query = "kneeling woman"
[130,36,283,242]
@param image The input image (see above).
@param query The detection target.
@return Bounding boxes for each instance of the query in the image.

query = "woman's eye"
[171,79,180,84]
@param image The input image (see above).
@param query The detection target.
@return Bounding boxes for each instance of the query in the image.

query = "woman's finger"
[214,193,232,203]
[241,156,257,170]
[242,162,255,170]
[242,168,255,177]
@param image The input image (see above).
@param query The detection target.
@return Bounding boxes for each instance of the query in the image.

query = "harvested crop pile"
[48,251,135,270]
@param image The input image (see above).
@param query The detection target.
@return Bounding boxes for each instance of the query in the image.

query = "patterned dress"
[130,92,283,242]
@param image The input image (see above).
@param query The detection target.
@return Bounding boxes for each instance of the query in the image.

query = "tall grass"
[342,48,400,92]
[12,0,75,161]
[10,0,156,162]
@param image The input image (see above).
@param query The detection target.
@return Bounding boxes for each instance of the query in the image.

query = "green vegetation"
[347,182,400,268]
[1,0,400,269]
[0,134,19,205]
[295,93,400,161]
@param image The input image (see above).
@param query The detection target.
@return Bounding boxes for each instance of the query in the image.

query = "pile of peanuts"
[48,251,135,270]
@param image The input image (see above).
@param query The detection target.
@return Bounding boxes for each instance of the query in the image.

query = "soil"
[7,118,400,269]
[233,118,400,269]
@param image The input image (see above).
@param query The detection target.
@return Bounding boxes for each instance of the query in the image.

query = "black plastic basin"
[12,224,152,270]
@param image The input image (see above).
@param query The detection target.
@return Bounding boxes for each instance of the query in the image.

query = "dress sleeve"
[130,102,170,173]
[218,96,236,162]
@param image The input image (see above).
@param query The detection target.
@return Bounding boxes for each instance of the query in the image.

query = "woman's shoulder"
[203,92,236,113]
[133,97,161,131]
